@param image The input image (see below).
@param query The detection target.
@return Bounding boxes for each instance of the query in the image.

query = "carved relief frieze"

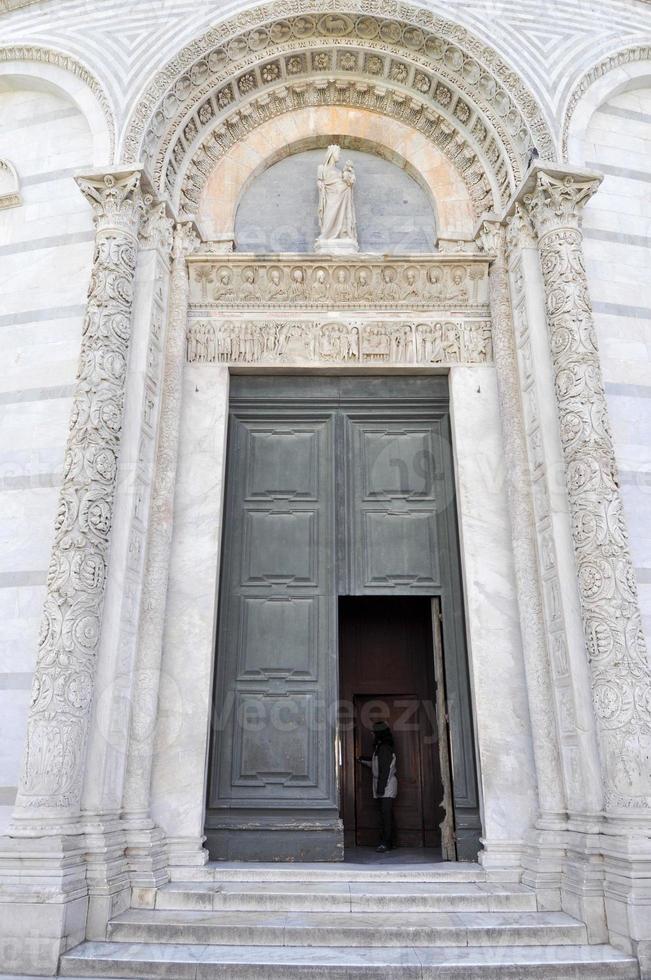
[186,316,492,366]
[188,256,490,311]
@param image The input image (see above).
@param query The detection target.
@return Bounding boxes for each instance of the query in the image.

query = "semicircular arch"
[196,105,475,242]
[122,1,554,213]
[0,45,116,164]
[562,45,651,163]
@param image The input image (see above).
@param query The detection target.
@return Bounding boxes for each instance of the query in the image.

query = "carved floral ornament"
[121,2,554,208]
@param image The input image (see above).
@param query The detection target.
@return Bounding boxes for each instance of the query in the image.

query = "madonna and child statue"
[315,144,359,254]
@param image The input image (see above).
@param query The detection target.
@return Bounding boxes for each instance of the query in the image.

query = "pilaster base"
[521,824,567,910]
[561,829,607,943]
[123,819,169,905]
[601,826,651,977]
[0,834,88,976]
[166,835,210,869]
[83,814,130,940]
[477,839,524,882]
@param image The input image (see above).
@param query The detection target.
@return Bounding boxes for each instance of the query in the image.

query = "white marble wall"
[582,85,651,652]
[149,365,229,859]
[0,81,94,832]
[449,366,538,864]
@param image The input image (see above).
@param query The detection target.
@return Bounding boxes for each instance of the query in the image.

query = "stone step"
[153,879,537,913]
[106,908,587,948]
[59,941,640,980]
[169,860,489,884]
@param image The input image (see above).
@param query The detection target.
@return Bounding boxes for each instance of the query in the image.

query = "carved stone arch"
[562,45,651,162]
[121,1,555,209]
[182,84,492,230]
[0,158,21,209]
[0,45,116,163]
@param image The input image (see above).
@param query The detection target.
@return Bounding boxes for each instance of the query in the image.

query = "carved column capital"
[76,169,147,239]
[475,217,506,267]
[172,221,200,263]
[505,203,537,257]
[521,168,601,240]
[139,201,174,255]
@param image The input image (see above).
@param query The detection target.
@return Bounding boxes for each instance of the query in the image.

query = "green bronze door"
[205,376,480,861]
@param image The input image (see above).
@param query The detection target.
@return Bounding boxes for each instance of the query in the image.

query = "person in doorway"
[358,721,398,852]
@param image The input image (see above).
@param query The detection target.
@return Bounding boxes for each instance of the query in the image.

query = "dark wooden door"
[339,596,443,848]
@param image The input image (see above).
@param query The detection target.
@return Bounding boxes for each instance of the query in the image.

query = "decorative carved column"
[479,220,567,818]
[121,223,200,880]
[11,171,146,836]
[522,167,651,818]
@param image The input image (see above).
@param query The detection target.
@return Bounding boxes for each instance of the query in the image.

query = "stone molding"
[0,157,21,209]
[0,44,116,158]
[11,170,146,831]
[121,2,554,196]
[522,167,651,813]
[180,77,494,220]
[187,315,492,366]
[561,45,651,161]
[122,224,199,857]
[476,219,566,825]
[188,255,490,311]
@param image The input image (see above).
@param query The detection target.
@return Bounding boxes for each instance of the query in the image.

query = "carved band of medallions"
[123,2,553,190]
[186,317,492,366]
[524,170,651,810]
[179,79,495,219]
[12,172,146,821]
[189,257,490,311]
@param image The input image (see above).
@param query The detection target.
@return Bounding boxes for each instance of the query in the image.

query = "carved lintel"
[188,256,490,311]
[186,317,492,367]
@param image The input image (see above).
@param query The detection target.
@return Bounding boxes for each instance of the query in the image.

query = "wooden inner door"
[339,596,444,848]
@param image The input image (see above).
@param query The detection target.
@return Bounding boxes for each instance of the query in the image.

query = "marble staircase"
[59,862,640,979]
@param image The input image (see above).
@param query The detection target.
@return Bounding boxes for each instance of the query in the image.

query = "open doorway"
[338,596,456,859]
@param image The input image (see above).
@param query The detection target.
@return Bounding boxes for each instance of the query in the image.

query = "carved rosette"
[122,222,199,824]
[525,171,651,811]
[12,172,146,829]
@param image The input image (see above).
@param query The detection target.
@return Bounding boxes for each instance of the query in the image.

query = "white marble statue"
[315,144,359,254]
